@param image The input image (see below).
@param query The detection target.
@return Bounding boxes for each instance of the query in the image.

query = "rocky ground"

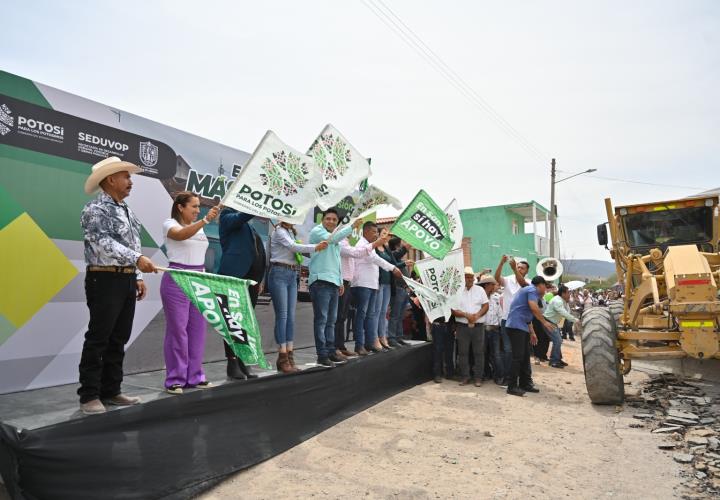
[200,341,711,499]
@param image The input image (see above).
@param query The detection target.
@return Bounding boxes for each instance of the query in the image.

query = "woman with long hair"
[269,222,327,373]
[160,192,219,394]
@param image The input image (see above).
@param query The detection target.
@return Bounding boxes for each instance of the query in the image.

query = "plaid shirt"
[81,191,143,279]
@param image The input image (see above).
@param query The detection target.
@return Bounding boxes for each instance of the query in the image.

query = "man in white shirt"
[493,255,530,385]
[350,222,402,355]
[452,267,489,387]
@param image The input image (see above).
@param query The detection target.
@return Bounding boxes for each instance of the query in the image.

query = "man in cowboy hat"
[78,156,157,415]
[451,266,489,387]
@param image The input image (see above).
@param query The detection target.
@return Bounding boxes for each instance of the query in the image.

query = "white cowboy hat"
[84,156,141,194]
[463,266,475,276]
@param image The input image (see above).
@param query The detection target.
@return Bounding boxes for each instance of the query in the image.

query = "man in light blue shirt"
[308,208,359,367]
[543,284,576,368]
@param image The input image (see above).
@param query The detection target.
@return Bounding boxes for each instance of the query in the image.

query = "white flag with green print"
[444,199,463,250]
[222,130,322,224]
[402,276,451,323]
[307,124,372,210]
[413,248,465,320]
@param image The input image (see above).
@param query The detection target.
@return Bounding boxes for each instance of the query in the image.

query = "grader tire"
[607,300,624,326]
[581,308,624,405]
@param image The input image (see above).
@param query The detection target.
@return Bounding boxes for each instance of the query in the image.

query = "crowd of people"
[76,157,583,414]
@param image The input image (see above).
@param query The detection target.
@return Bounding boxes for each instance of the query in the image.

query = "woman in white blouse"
[269,222,327,373]
[161,192,219,394]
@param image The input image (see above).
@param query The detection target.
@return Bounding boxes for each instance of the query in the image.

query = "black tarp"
[0,344,432,500]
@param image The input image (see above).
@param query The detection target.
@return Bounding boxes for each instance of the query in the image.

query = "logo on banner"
[447,213,458,235]
[139,141,159,167]
[439,267,463,295]
[308,133,351,181]
[259,150,311,196]
[0,104,14,136]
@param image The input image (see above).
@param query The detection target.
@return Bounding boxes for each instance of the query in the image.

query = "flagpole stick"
[155,266,171,272]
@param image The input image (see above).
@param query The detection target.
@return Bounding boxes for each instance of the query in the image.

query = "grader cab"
[582,195,720,404]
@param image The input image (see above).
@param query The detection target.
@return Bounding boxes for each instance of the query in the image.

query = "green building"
[460,201,553,275]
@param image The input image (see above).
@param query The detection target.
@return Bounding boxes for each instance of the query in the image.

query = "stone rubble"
[625,372,719,497]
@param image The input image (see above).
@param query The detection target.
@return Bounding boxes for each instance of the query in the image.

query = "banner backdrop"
[222,130,322,224]
[167,269,269,369]
[444,199,463,250]
[402,276,451,323]
[307,124,371,210]
[413,248,465,321]
[390,190,454,259]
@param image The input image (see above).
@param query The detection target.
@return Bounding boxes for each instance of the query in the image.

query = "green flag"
[166,268,270,369]
[390,190,455,259]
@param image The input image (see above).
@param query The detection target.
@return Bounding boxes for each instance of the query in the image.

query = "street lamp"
[549,159,597,258]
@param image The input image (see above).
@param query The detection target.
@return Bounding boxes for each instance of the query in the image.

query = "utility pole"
[549,158,556,258]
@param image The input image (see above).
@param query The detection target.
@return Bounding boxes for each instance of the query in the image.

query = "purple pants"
[161,262,207,388]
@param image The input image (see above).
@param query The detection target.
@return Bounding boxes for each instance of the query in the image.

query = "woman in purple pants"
[161,192,219,394]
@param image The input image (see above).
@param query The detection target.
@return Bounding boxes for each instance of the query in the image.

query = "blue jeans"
[388,286,408,341]
[373,284,392,340]
[310,280,339,358]
[548,326,563,364]
[499,320,513,379]
[352,286,376,349]
[268,266,298,346]
[485,325,503,380]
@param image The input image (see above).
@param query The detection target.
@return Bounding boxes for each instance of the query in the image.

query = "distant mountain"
[561,259,616,279]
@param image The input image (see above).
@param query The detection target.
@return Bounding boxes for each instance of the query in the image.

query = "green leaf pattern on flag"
[308,133,351,181]
[439,267,462,296]
[259,150,311,197]
[168,269,270,369]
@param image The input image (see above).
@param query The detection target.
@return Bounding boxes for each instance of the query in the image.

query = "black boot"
[238,358,258,379]
[226,357,246,380]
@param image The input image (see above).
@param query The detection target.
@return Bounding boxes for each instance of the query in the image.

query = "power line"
[585,175,703,191]
[360,0,548,163]
[556,169,703,190]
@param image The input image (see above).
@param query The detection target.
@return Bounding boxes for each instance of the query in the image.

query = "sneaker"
[507,387,525,397]
[196,381,213,389]
[520,385,540,393]
[103,394,141,406]
[549,362,565,369]
[166,384,184,395]
[559,360,568,367]
[317,357,335,368]
[328,353,347,365]
[80,399,106,415]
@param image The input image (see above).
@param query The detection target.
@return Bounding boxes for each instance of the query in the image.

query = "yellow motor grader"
[582,195,720,404]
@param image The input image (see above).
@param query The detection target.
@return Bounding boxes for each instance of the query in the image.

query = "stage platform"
[0,341,432,500]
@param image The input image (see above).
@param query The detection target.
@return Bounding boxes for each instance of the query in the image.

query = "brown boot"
[287,351,301,372]
[276,352,294,374]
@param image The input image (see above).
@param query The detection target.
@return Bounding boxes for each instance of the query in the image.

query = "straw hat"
[478,274,498,285]
[463,266,475,276]
[84,156,141,194]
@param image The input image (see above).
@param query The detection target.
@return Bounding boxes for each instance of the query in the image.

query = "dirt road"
[201,342,687,499]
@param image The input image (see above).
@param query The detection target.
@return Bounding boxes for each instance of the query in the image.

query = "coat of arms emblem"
[139,141,159,167]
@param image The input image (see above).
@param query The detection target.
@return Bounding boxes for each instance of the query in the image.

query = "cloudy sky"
[3,0,718,260]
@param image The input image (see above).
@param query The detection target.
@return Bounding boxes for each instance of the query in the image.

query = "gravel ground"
[200,341,691,500]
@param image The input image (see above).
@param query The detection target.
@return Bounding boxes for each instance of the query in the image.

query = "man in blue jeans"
[543,284,575,368]
[308,209,361,367]
[350,222,402,355]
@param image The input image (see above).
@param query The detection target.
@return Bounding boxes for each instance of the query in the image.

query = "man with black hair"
[308,209,361,367]
[350,221,403,355]
[505,276,555,396]
[543,284,575,368]
[494,255,530,385]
